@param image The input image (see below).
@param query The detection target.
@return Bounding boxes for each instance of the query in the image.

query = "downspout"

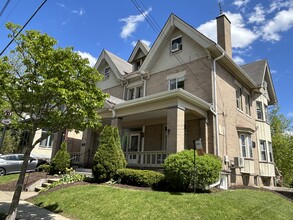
[212,52,225,156]
[139,73,147,97]
[122,79,129,100]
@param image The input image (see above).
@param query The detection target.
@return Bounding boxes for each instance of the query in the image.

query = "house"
[77,13,277,188]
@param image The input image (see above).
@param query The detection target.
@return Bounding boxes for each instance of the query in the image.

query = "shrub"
[92,125,127,182]
[37,164,50,173]
[115,168,164,187]
[50,141,70,174]
[163,150,222,192]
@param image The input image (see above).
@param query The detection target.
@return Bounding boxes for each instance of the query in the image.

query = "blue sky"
[0,0,292,122]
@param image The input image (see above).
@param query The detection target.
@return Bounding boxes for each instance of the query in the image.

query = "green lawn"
[0,174,19,185]
[31,185,293,220]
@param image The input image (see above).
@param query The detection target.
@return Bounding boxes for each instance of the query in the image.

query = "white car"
[0,154,38,176]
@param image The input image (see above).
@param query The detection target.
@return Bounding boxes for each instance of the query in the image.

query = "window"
[244,93,251,116]
[127,86,143,100]
[169,77,184,90]
[264,104,269,123]
[239,133,253,158]
[103,67,110,79]
[236,87,243,110]
[39,130,54,148]
[260,140,267,161]
[268,142,273,162]
[134,59,144,71]
[171,36,182,53]
[256,101,263,120]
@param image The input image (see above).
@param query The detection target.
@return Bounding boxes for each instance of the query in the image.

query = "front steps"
[34,178,60,192]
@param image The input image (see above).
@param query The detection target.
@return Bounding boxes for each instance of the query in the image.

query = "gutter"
[212,52,225,157]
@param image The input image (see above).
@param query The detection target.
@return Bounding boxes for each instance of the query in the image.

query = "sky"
[0,0,292,122]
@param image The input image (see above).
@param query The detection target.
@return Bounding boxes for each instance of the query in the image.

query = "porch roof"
[101,89,212,119]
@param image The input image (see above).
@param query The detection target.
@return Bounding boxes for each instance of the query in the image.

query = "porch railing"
[125,151,167,167]
[70,152,81,163]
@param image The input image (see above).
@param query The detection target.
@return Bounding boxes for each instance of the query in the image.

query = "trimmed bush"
[92,125,127,182]
[115,168,165,187]
[50,141,70,174]
[37,164,50,173]
[163,150,222,191]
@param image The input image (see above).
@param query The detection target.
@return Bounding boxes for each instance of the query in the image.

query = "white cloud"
[56,3,65,8]
[288,112,293,117]
[233,0,250,8]
[76,51,97,67]
[72,8,85,16]
[268,0,293,13]
[271,69,277,74]
[197,12,258,49]
[131,39,151,47]
[119,8,152,40]
[262,8,293,41]
[248,4,265,24]
[233,56,245,65]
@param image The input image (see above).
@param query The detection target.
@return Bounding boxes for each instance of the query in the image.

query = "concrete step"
[47,178,60,184]
[35,186,46,192]
[41,182,52,188]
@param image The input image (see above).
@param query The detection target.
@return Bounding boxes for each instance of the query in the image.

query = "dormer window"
[171,36,182,53]
[134,59,144,71]
[104,67,110,79]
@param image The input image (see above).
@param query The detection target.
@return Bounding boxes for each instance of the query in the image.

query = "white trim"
[166,70,186,80]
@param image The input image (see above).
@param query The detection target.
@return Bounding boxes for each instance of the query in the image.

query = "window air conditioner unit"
[171,43,181,52]
[234,157,244,168]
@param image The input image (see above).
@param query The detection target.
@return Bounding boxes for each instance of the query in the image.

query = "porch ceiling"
[121,108,202,124]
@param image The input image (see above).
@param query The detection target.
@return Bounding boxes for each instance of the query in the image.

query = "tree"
[270,106,293,187]
[50,141,70,174]
[0,23,107,219]
[92,125,127,182]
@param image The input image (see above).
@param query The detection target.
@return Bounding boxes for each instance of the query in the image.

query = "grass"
[31,185,293,220]
[0,174,19,185]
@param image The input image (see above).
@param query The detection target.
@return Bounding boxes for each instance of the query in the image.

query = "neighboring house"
[77,13,277,188]
[30,129,54,160]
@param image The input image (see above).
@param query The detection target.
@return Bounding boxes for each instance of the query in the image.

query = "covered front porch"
[108,89,213,168]
[78,89,214,167]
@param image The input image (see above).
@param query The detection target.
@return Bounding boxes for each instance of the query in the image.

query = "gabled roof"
[128,40,150,63]
[241,59,266,86]
[139,13,215,71]
[241,59,277,105]
[94,49,132,79]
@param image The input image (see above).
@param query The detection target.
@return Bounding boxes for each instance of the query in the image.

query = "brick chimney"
[216,14,232,57]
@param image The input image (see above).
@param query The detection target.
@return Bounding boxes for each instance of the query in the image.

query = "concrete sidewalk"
[0,191,71,220]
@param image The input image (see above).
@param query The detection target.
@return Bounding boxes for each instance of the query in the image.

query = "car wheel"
[0,168,6,176]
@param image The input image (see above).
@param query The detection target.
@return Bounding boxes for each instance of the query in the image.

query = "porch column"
[111,118,122,138]
[80,128,94,166]
[167,107,185,154]
[200,118,208,153]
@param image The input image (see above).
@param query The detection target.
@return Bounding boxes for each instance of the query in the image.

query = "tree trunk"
[5,130,35,220]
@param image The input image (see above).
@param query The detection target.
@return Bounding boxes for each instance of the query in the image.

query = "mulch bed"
[0,172,56,191]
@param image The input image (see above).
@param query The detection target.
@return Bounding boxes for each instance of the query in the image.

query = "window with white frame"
[264,104,269,123]
[39,130,54,148]
[239,133,253,158]
[236,86,243,110]
[244,93,251,116]
[260,140,267,161]
[256,101,263,120]
[171,36,182,53]
[103,67,110,79]
[268,141,273,162]
[169,77,184,90]
[127,86,143,100]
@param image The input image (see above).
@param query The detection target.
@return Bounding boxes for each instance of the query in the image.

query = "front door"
[128,133,140,164]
